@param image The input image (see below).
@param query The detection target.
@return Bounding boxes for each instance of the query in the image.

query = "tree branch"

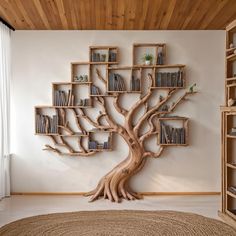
[113,93,128,116]
[126,73,153,124]
[134,88,177,136]
[144,147,164,158]
[96,68,106,84]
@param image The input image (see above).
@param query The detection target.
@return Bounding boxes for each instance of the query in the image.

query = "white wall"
[11,31,225,193]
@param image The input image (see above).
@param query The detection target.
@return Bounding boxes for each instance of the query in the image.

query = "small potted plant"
[142,53,153,65]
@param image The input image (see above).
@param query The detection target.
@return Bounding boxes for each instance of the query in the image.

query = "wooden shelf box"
[132,43,166,66]
[157,116,189,146]
[88,129,113,151]
[71,62,91,83]
[35,106,59,135]
[52,82,92,107]
[89,46,118,64]
[153,65,186,89]
[107,66,142,94]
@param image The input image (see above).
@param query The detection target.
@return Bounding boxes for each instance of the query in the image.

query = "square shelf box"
[157,116,189,146]
[88,129,113,151]
[71,62,91,83]
[153,66,186,89]
[35,106,59,135]
[52,82,92,107]
[107,67,142,93]
[89,46,118,64]
[133,43,166,66]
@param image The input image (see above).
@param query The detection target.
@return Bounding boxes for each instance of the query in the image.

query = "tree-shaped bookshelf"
[35,43,196,203]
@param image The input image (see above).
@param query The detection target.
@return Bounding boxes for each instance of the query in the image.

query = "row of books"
[160,123,185,144]
[155,71,184,87]
[36,115,58,134]
[91,85,101,95]
[130,76,141,91]
[91,52,117,62]
[108,73,126,91]
[77,98,92,106]
[88,137,111,150]
[54,90,74,106]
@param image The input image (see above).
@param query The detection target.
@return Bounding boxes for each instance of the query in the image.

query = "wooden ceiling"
[0,0,236,30]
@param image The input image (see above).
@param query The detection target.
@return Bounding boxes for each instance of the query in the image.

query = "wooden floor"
[0,195,221,227]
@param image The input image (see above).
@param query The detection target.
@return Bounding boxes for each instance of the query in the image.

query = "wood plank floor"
[0,195,220,227]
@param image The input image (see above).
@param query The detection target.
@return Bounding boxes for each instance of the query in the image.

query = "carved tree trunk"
[85,132,146,203]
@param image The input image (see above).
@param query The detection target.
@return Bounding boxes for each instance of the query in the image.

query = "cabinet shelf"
[226,53,236,61]
[227,163,236,169]
[227,190,236,199]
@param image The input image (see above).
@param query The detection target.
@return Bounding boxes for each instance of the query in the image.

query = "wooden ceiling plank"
[0,0,24,29]
[32,0,51,29]
[167,0,191,30]
[144,0,162,29]
[63,0,74,30]
[207,0,236,29]
[180,0,202,29]
[95,0,102,30]
[159,0,177,29]
[20,0,48,29]
[55,0,69,29]
[155,0,171,29]
[184,0,213,30]
[136,0,149,30]
[42,0,61,30]
[12,0,36,29]
[105,0,113,30]
[199,0,228,29]
[114,0,123,30]
[68,0,78,30]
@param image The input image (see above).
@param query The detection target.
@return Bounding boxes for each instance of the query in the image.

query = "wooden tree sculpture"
[35,44,196,203]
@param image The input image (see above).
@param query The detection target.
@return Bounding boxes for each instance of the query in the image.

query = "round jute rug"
[0,210,235,236]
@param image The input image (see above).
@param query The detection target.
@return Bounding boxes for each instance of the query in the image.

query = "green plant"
[142,53,153,61]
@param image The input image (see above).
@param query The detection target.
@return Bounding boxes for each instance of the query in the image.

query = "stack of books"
[36,114,58,134]
[77,98,91,106]
[130,75,141,91]
[155,71,184,87]
[109,52,117,62]
[108,73,126,91]
[160,123,185,144]
[92,53,101,62]
[91,85,100,95]
[88,137,111,150]
[54,90,74,106]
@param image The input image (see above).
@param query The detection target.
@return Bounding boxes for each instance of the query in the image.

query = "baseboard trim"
[11,191,220,196]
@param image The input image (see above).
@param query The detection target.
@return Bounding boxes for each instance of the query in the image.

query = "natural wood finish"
[35,43,196,203]
[1,0,236,30]
[220,21,236,225]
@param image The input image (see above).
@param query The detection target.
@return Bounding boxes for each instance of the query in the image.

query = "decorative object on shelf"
[230,43,234,49]
[159,95,164,102]
[35,43,197,203]
[75,75,88,82]
[189,83,197,93]
[227,98,236,106]
[157,51,164,65]
[142,53,153,65]
[101,54,107,62]
[229,127,236,136]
